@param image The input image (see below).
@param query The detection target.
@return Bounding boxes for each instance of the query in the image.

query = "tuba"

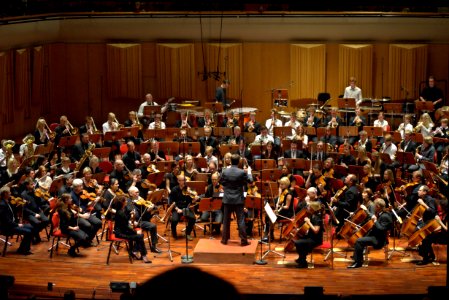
[1,140,15,166]
[22,134,36,166]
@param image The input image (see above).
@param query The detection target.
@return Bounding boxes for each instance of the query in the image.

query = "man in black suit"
[234,140,253,167]
[215,79,231,109]
[330,173,361,232]
[219,154,253,246]
[283,140,304,159]
[347,198,392,268]
[311,141,328,162]
[0,186,35,255]
[198,126,219,156]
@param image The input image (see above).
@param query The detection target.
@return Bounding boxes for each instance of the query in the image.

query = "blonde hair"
[278,177,290,186]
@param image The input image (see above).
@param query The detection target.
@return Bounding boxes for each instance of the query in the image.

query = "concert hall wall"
[1,39,448,141]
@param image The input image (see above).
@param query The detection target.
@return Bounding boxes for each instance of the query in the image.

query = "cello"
[347,218,375,247]
[338,206,369,241]
[408,218,442,247]
[401,203,427,238]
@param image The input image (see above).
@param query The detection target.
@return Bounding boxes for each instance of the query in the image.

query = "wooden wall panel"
[141,42,157,99]
[0,51,14,128]
[47,43,67,125]
[86,44,107,123]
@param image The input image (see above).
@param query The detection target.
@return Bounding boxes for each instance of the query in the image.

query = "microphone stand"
[254,195,267,265]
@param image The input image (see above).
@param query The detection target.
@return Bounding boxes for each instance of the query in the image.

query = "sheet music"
[264,202,277,224]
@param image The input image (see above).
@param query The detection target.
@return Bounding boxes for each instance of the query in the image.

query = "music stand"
[158,141,179,159]
[363,126,383,138]
[166,128,181,141]
[245,195,266,265]
[103,130,125,142]
[254,159,276,171]
[147,172,166,188]
[92,147,111,161]
[58,135,78,148]
[316,127,337,139]
[261,168,283,182]
[120,127,139,138]
[186,127,205,140]
[92,172,106,185]
[88,133,103,145]
[179,142,200,157]
[304,127,316,137]
[145,189,169,245]
[415,100,434,114]
[156,160,175,173]
[186,181,207,196]
[396,151,416,176]
[198,198,222,239]
[274,127,293,140]
[219,145,239,158]
[193,157,207,170]
[383,103,403,128]
[213,127,232,137]
[34,143,52,156]
[379,153,393,165]
[143,105,161,118]
[49,176,64,196]
[19,155,40,169]
[338,126,358,142]
[144,129,166,141]
[250,145,263,158]
[337,98,356,125]
[283,158,304,174]
[244,132,256,145]
[348,165,364,179]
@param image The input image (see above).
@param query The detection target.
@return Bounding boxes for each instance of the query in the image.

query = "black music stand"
[337,98,356,125]
[103,130,125,143]
[144,129,166,142]
[396,151,416,177]
[245,195,266,265]
[179,142,200,157]
[199,198,222,239]
[261,168,283,182]
[387,189,409,260]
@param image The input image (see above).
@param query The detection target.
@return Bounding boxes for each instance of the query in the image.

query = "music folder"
[264,202,277,224]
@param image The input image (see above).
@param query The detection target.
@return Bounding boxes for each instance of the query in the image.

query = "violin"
[141,179,157,190]
[80,190,97,201]
[315,175,326,188]
[182,187,198,198]
[394,181,419,196]
[35,187,51,201]
[10,196,27,206]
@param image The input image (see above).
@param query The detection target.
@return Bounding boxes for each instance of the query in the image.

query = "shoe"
[150,247,162,254]
[172,235,178,240]
[429,254,436,262]
[142,256,152,264]
[67,249,78,257]
[17,249,33,256]
[220,240,228,245]
[296,262,308,268]
[186,235,193,241]
[241,240,250,246]
[131,252,142,260]
[347,262,363,269]
[416,260,430,266]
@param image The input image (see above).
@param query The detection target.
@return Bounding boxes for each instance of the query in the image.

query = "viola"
[10,196,26,206]
[141,179,157,190]
[35,187,51,201]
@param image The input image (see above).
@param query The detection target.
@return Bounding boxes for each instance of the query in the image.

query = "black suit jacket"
[283,149,304,159]
[400,140,417,153]
[368,210,393,249]
[198,136,219,155]
[220,165,252,205]
[0,200,19,233]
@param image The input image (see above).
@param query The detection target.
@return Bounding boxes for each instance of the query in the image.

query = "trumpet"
[247,120,255,132]
[114,117,124,130]
[66,120,79,136]
[413,122,423,133]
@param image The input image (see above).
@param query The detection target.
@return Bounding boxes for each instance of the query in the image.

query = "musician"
[397,114,414,140]
[54,115,72,147]
[198,126,219,157]
[148,140,166,163]
[261,141,279,161]
[439,146,449,187]
[419,75,444,111]
[0,186,34,255]
[373,111,389,141]
[331,174,360,232]
[81,167,102,197]
[123,111,144,144]
[265,109,283,137]
[122,141,141,172]
[376,169,396,206]
[203,146,219,171]
[220,153,252,246]
[55,156,72,177]
[70,178,102,243]
[359,164,379,194]
[322,157,335,179]
[303,106,320,129]
[79,116,98,136]
[173,128,194,144]
[432,118,449,162]
[19,134,37,164]
[414,113,434,138]
[165,162,181,196]
[410,136,436,172]
[215,79,231,109]
[319,126,338,150]
[293,201,324,268]
[396,170,424,219]
[56,193,90,257]
[109,159,130,192]
[89,155,104,174]
[355,130,372,153]
[244,111,261,135]
[283,139,304,162]
[197,109,215,128]
[254,126,275,147]
[235,140,253,167]
[325,107,343,130]
[311,141,328,161]
[379,134,397,161]
[349,107,366,138]
[347,198,392,268]
[71,133,93,171]
[199,172,223,235]
[361,188,376,216]
[102,178,121,219]
[292,125,308,151]
[222,125,244,146]
[169,174,197,240]
[0,139,14,172]
[284,112,301,138]
[34,118,51,145]
[175,111,192,129]
[148,113,166,131]
[35,165,53,192]
[21,178,50,244]
[355,147,371,167]
[112,195,152,263]
[416,198,447,265]
[128,186,161,253]
[305,163,328,202]
[222,111,235,128]
[126,169,150,199]
[183,155,199,181]
[280,164,299,194]
[140,153,155,179]
[1,157,21,192]
[58,174,74,197]
[343,76,363,106]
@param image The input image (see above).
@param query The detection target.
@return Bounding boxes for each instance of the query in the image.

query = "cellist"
[347,198,392,268]
[396,170,424,219]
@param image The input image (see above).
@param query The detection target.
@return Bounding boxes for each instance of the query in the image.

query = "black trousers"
[222,203,247,243]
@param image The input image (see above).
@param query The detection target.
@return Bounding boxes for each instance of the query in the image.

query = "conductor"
[220,154,253,246]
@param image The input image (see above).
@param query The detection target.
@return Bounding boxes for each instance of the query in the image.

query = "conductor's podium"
[193,239,258,264]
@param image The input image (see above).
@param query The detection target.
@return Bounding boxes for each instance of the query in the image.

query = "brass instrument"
[354,116,362,127]
[66,120,79,136]
[22,135,36,167]
[306,116,314,127]
[113,117,124,130]
[414,122,423,133]
[0,140,14,166]
[154,119,162,129]
[74,143,95,173]
[227,118,234,128]
[247,120,255,132]
[90,117,102,134]
[135,115,143,130]
[43,121,56,140]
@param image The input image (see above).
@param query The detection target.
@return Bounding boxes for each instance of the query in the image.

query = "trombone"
[90,117,102,134]
[43,121,56,140]
[66,120,79,136]
[114,117,124,130]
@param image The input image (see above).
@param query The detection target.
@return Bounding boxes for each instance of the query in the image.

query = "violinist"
[355,147,371,167]
[168,174,197,240]
[361,188,376,216]
[126,169,150,199]
[305,164,328,202]
[140,153,156,179]
[112,196,152,263]
[322,157,335,179]
[20,178,50,244]
[56,193,90,257]
[70,178,102,244]
[199,172,223,235]
[55,156,72,177]
[88,155,104,175]
[58,174,74,197]
[280,164,299,195]
[331,174,360,233]
[81,167,102,195]
[416,198,448,265]
[262,177,294,242]
[0,186,34,255]
[203,146,219,172]
[110,159,130,193]
[347,198,392,268]
[128,186,162,253]
[102,178,121,219]
[183,155,199,181]
[164,162,181,197]
[293,201,324,268]
[411,136,436,169]
[359,164,378,193]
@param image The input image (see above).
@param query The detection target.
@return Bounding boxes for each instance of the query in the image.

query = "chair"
[293,174,305,188]
[50,123,59,131]
[99,161,113,173]
[106,220,132,265]
[362,233,390,267]
[309,214,334,268]
[0,231,18,257]
[49,212,72,258]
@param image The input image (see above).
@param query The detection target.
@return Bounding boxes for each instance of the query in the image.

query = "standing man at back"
[220,154,252,246]
[215,79,232,109]
[343,76,363,106]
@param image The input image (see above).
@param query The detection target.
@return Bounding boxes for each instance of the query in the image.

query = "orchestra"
[1,92,448,272]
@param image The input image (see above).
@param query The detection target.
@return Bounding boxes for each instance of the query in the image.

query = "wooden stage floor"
[0,218,447,299]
